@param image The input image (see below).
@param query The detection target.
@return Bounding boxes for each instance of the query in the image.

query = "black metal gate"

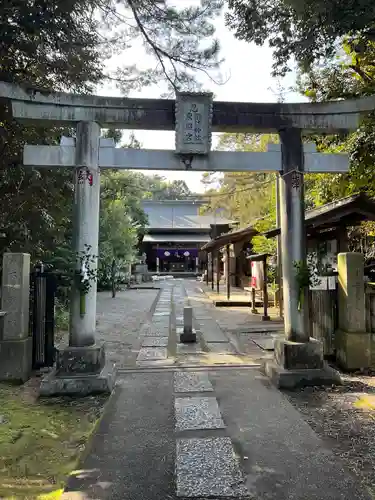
[30,264,57,369]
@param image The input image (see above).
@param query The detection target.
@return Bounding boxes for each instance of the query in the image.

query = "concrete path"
[62,280,371,500]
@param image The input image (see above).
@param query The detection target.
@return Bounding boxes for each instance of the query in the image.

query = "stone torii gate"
[1,82,373,393]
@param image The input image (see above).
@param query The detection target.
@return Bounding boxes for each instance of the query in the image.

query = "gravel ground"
[284,372,375,498]
[95,289,159,367]
[58,288,159,368]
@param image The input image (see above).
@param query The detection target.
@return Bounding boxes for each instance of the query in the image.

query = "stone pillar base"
[39,345,116,396]
[262,338,341,390]
[335,330,371,371]
[0,337,32,383]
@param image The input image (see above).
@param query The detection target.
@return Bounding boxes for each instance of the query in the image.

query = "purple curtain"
[157,248,198,259]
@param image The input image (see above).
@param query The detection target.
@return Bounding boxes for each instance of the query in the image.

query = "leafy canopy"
[202,133,278,255]
[226,0,375,75]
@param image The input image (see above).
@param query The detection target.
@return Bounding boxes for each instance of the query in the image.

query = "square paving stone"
[177,343,200,355]
[142,337,169,347]
[145,329,168,337]
[176,437,248,497]
[152,321,169,327]
[137,347,167,361]
[174,372,213,393]
[175,397,225,431]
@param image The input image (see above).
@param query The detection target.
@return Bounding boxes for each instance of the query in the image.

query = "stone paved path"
[62,280,371,500]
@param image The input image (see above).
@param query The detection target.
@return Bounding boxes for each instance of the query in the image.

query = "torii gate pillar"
[279,128,308,342]
[263,128,341,389]
[41,122,115,396]
[70,121,101,347]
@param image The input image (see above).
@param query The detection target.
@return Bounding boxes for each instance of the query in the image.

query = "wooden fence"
[309,289,337,357]
[365,288,375,333]
[309,286,375,357]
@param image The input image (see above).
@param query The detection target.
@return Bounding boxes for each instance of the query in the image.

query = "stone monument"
[336,252,370,370]
[0,253,32,382]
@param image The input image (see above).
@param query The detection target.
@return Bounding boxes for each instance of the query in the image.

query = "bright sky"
[98,2,307,193]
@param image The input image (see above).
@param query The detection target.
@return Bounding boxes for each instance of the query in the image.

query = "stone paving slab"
[177,343,201,355]
[137,347,168,361]
[145,328,169,337]
[175,397,225,431]
[176,437,248,497]
[199,326,229,343]
[142,337,169,347]
[174,371,214,393]
[63,373,176,499]
[207,342,237,354]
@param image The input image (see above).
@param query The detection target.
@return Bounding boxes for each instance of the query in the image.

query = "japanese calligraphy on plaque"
[175,92,213,155]
[77,168,93,186]
[291,170,303,189]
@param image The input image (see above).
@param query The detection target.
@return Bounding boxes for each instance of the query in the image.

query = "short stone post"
[0,253,32,382]
[336,252,370,370]
[180,306,196,343]
[263,129,341,389]
[40,122,115,396]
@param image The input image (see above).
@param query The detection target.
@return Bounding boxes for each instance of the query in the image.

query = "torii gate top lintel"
[1,81,374,133]
[0,81,361,352]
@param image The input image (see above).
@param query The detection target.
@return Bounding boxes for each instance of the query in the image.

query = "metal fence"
[29,264,57,369]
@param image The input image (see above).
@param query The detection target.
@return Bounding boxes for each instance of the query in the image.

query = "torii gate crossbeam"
[23,142,349,173]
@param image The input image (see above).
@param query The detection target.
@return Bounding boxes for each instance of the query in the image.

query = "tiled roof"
[142,200,235,229]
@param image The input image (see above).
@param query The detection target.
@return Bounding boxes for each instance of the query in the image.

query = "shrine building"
[141,200,235,276]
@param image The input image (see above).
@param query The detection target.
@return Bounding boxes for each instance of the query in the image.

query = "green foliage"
[226,0,375,75]
[202,133,278,255]
[0,0,223,272]
[142,177,194,200]
[295,36,375,226]
[97,0,224,93]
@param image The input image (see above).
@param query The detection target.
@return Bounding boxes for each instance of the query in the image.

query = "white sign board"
[175,92,213,155]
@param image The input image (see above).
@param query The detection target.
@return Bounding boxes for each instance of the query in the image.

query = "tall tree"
[97,0,223,93]
[0,0,104,262]
[226,0,375,75]
[202,133,278,254]
[295,38,375,205]
[0,0,224,265]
